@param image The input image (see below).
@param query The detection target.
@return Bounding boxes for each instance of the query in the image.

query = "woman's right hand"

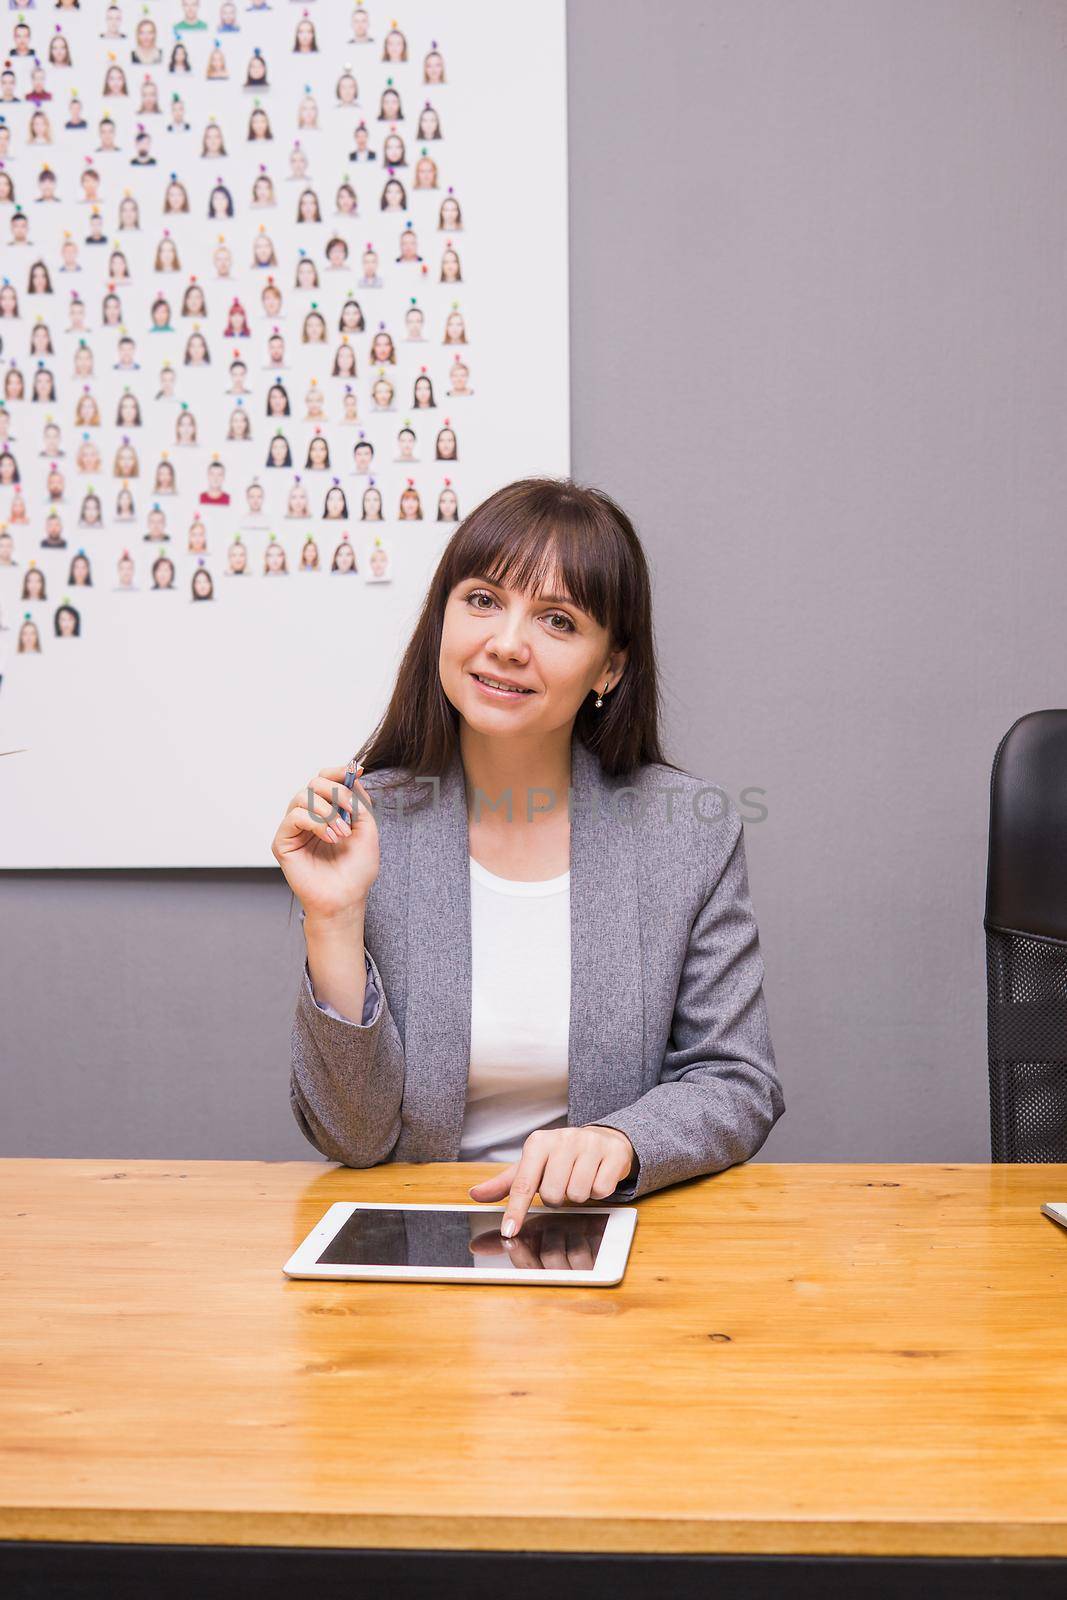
[271,763,380,920]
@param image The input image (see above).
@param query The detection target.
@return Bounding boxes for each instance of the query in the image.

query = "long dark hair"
[357,476,683,802]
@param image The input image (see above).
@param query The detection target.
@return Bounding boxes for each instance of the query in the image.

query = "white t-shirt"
[458,853,571,1164]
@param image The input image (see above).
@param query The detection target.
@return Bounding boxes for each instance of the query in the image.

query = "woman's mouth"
[470,672,535,698]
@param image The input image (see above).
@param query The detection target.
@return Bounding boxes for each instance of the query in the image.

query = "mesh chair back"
[986,710,1067,1160]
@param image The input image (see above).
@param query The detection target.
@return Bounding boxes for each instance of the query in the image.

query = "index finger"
[501,1141,550,1237]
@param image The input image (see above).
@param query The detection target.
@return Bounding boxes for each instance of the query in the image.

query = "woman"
[271,478,783,1229]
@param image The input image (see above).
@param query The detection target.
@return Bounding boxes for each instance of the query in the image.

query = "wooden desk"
[3,1159,1067,1599]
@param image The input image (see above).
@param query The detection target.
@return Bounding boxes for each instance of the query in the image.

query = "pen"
[334,750,365,837]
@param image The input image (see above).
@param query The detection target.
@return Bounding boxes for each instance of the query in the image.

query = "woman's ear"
[607,644,629,689]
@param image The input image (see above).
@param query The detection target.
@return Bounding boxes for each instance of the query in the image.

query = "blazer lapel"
[401,738,647,1160]
[402,747,472,1160]
[567,739,646,1128]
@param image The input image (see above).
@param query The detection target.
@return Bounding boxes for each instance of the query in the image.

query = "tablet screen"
[316,1207,610,1272]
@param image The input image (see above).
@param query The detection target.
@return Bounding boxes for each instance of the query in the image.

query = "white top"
[458,853,571,1164]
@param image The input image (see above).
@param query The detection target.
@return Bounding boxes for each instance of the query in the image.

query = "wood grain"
[3,1158,1067,1556]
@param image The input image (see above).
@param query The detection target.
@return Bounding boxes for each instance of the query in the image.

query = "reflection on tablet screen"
[316,1208,610,1271]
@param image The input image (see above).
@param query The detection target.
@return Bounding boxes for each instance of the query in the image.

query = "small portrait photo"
[365,538,391,582]
[331,534,358,574]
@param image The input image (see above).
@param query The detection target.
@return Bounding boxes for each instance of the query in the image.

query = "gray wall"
[3,0,1064,1162]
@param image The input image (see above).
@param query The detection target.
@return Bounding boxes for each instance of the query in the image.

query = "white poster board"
[0,0,569,866]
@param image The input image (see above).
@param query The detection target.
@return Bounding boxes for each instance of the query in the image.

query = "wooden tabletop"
[3,1158,1067,1558]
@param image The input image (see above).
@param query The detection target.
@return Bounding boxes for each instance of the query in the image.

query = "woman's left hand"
[467,1125,637,1238]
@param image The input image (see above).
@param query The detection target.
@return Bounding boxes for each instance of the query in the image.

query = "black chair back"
[986,710,1067,1160]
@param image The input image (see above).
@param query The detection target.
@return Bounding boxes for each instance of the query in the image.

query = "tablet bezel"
[282,1200,638,1285]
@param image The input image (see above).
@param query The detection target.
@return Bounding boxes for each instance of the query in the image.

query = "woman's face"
[414,377,431,405]
[155,560,174,586]
[26,570,44,597]
[384,181,403,208]
[439,489,458,519]
[364,489,382,518]
[251,110,268,137]
[309,438,327,465]
[296,259,316,287]
[72,556,89,583]
[205,124,223,152]
[265,543,284,571]
[119,395,137,422]
[384,135,403,163]
[371,333,390,361]
[20,622,37,649]
[58,609,76,636]
[177,413,195,440]
[325,489,344,516]
[439,560,624,738]
[117,446,135,474]
[253,234,273,263]
[372,381,390,407]
[270,437,287,464]
[193,570,211,596]
[446,313,463,340]
[381,90,399,117]
[335,542,355,570]
[159,240,176,266]
[442,251,459,280]
[425,51,444,82]
[441,199,459,228]
[400,491,418,518]
[269,387,286,415]
[299,191,317,220]
[416,158,435,188]
[438,429,456,458]
[166,183,186,211]
[296,20,314,48]
[306,315,326,341]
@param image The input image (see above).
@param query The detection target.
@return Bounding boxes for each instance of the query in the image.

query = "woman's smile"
[469,670,537,699]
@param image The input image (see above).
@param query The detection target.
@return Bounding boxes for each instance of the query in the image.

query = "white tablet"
[282,1201,638,1286]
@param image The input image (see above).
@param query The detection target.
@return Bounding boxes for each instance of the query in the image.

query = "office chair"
[985,709,1067,1160]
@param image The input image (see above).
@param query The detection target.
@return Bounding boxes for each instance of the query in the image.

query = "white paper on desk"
[1040,1203,1067,1228]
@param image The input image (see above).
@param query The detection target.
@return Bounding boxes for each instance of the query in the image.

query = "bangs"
[445,479,629,637]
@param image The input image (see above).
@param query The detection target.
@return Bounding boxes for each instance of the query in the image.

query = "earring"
[594,679,610,709]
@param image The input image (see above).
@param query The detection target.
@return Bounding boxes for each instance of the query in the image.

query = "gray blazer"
[290,736,785,1200]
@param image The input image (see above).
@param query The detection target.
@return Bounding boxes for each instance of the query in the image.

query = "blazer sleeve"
[289,910,407,1167]
[589,812,784,1200]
